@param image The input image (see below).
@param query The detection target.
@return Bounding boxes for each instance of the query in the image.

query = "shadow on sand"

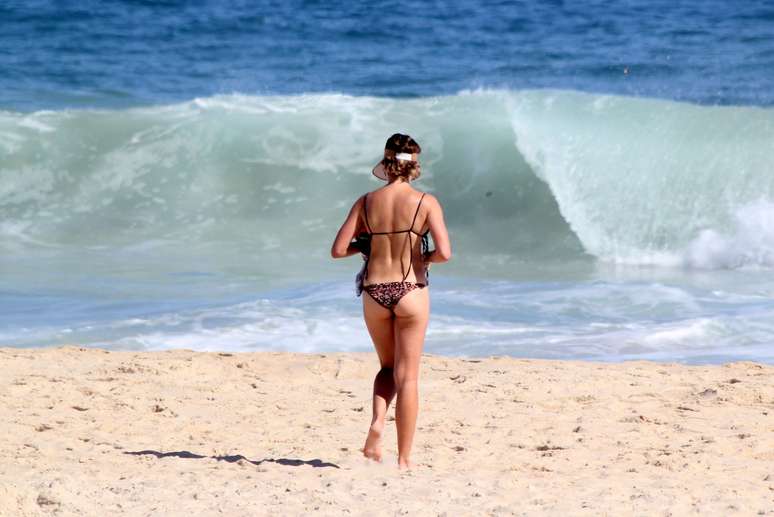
[124,450,340,468]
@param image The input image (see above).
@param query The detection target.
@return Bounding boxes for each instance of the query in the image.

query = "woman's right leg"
[392,287,430,469]
[362,293,397,461]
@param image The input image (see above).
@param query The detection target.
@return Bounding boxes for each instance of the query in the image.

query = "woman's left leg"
[392,287,430,469]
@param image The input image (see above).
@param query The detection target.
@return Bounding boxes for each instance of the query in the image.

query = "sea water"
[1,2,773,363]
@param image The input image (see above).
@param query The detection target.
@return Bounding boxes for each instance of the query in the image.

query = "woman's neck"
[386,176,409,186]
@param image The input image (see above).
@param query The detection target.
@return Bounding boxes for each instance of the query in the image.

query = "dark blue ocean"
[1,1,774,363]
[4,0,774,109]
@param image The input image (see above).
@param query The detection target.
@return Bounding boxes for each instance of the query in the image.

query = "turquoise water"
[2,2,774,362]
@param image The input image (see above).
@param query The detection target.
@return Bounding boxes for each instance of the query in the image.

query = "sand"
[0,346,772,516]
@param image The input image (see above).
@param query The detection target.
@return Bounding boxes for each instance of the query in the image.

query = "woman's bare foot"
[398,458,412,470]
[362,423,383,462]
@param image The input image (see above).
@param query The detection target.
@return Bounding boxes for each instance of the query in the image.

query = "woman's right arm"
[424,194,451,263]
[331,195,366,259]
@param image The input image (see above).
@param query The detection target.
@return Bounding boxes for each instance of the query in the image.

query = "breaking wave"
[1,89,773,271]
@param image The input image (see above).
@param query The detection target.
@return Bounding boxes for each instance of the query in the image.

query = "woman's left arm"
[331,196,365,259]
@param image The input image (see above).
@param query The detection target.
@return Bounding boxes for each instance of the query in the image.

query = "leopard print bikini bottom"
[363,281,426,311]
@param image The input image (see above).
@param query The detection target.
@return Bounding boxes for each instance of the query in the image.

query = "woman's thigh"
[362,292,396,368]
[393,288,430,382]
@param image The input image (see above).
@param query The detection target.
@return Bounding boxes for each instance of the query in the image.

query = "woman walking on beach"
[331,134,451,469]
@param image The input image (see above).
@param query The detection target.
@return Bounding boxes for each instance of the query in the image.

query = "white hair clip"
[395,152,413,161]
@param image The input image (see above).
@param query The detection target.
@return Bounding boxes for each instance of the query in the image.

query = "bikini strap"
[360,194,372,282]
[362,193,372,234]
[400,193,427,282]
[408,193,426,233]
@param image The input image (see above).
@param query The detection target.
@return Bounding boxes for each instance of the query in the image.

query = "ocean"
[2,1,773,363]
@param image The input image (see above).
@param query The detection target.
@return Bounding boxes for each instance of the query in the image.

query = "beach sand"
[1,346,772,516]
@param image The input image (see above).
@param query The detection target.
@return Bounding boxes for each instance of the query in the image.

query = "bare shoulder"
[419,192,442,211]
[363,187,386,201]
[348,193,368,213]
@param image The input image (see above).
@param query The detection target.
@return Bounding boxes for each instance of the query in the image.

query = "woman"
[331,133,451,469]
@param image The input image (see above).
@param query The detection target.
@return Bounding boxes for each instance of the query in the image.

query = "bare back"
[361,183,429,286]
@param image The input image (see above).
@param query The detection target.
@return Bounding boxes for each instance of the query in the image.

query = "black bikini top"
[359,192,430,283]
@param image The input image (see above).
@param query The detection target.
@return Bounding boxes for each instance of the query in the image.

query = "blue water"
[3,1,774,109]
[1,1,774,363]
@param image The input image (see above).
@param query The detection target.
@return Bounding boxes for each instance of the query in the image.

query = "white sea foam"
[683,200,774,269]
